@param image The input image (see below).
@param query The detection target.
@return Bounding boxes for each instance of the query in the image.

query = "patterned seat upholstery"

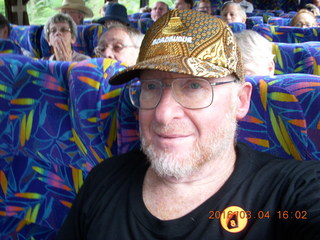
[40,24,106,58]
[10,24,43,58]
[0,39,23,54]
[246,16,263,29]
[273,41,320,75]
[228,22,246,33]
[253,24,320,42]
[0,54,126,239]
[238,74,320,160]
[268,17,291,26]
[117,74,320,161]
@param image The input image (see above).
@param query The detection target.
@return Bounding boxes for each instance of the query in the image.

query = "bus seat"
[228,22,246,33]
[40,24,106,58]
[137,18,154,34]
[0,54,126,239]
[268,17,291,26]
[252,24,320,43]
[246,16,263,29]
[10,24,43,58]
[273,41,320,75]
[117,74,320,161]
[0,39,23,54]
[238,74,320,161]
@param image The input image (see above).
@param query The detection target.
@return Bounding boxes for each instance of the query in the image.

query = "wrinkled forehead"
[99,28,131,44]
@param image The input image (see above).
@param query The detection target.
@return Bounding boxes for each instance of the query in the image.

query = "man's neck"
[142,145,237,220]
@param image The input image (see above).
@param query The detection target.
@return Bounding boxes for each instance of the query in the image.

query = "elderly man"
[151,1,169,21]
[94,23,144,66]
[221,1,247,24]
[57,9,320,240]
[55,0,93,25]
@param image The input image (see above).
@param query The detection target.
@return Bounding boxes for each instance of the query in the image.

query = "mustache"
[150,122,193,135]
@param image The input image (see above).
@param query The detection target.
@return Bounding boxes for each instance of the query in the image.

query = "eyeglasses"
[95,43,137,55]
[48,27,71,34]
[128,78,239,110]
[294,22,315,28]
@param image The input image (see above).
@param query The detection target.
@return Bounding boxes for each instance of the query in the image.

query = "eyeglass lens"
[129,78,215,110]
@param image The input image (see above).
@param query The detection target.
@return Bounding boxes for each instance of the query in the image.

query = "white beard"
[141,100,238,180]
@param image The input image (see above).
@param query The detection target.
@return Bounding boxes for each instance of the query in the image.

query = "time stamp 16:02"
[208,210,308,220]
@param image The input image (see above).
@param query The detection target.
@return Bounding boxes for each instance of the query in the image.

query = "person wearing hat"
[97,3,130,28]
[57,10,320,240]
[55,0,93,25]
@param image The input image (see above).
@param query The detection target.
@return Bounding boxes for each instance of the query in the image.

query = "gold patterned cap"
[109,9,244,85]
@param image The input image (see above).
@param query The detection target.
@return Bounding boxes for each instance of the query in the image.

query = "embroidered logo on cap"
[162,16,186,35]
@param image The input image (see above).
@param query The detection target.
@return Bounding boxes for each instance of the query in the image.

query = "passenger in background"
[221,2,246,24]
[174,0,193,10]
[44,13,90,61]
[313,0,320,9]
[140,6,152,13]
[0,13,10,39]
[304,3,320,16]
[0,13,33,57]
[55,0,93,25]
[100,0,119,17]
[235,30,275,76]
[151,1,169,21]
[196,0,212,15]
[290,9,318,27]
[97,3,130,28]
[94,23,143,66]
[233,0,254,13]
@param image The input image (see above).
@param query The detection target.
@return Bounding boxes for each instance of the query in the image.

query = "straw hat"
[55,0,94,18]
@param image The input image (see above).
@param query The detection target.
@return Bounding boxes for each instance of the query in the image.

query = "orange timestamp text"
[208,210,308,220]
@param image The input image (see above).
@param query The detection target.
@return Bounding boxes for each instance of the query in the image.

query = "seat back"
[0,39,23,54]
[268,17,291,26]
[238,74,320,160]
[10,24,43,58]
[273,41,320,75]
[253,24,320,43]
[246,16,263,29]
[228,22,246,33]
[0,54,126,239]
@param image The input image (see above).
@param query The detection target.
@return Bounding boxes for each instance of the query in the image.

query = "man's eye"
[113,45,123,52]
[189,82,201,89]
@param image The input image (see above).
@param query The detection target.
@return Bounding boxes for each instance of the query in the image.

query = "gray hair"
[95,22,144,56]
[44,13,77,41]
[221,2,247,20]
[234,30,274,65]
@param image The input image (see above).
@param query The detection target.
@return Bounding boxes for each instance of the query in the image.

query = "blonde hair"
[290,9,317,27]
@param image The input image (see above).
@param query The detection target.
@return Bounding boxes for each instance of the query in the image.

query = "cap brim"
[109,55,232,85]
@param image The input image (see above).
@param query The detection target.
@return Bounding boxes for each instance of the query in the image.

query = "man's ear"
[236,81,252,120]
[268,60,275,76]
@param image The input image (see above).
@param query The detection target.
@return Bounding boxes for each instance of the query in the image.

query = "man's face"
[151,2,169,21]
[221,5,245,24]
[175,0,191,10]
[48,22,75,47]
[197,2,212,15]
[96,28,139,66]
[61,8,83,25]
[139,70,243,179]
